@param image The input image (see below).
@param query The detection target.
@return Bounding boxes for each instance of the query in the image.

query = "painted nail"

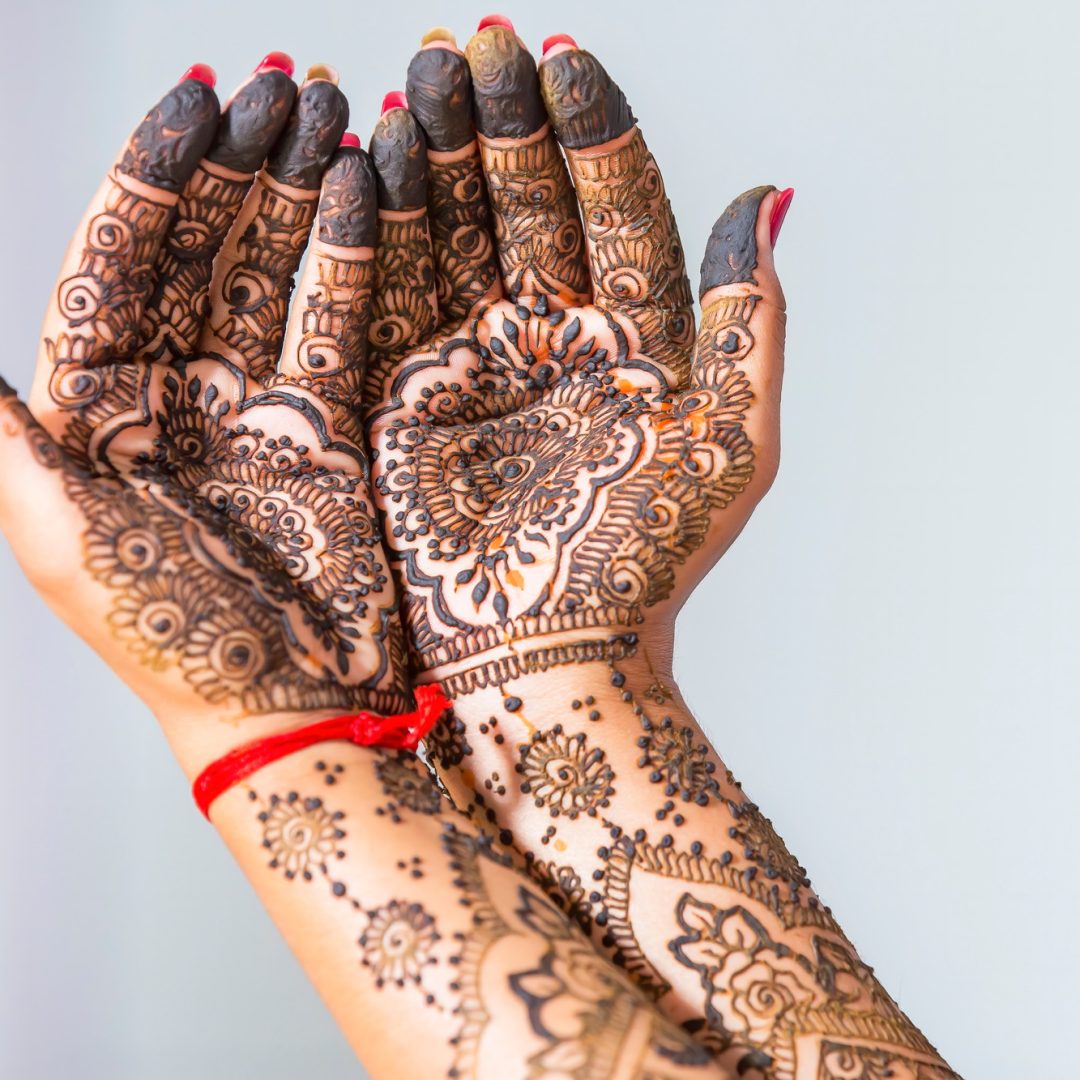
[256,51,295,78]
[305,63,339,85]
[180,63,217,88]
[541,33,578,57]
[477,14,514,32]
[769,187,795,247]
[339,131,361,149]
[422,26,458,46]
[381,90,408,115]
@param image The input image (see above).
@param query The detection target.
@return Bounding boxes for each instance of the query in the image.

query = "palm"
[363,32,780,676]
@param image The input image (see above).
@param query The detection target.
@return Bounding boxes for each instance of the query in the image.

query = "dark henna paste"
[118,79,219,192]
[539,50,635,150]
[318,147,378,247]
[465,27,547,138]
[267,80,349,189]
[207,69,297,173]
[405,48,475,152]
[370,110,428,211]
[699,186,775,294]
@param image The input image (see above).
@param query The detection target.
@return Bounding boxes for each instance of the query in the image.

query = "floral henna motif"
[359,899,441,987]
[371,294,755,671]
[516,726,614,819]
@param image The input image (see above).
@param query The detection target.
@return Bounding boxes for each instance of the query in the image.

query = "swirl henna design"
[10,76,408,738]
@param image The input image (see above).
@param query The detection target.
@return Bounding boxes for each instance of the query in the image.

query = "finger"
[139,53,298,360]
[687,186,791,498]
[538,40,694,385]
[406,34,501,323]
[464,19,590,306]
[198,68,349,383]
[275,139,378,434]
[33,66,219,413]
[366,102,439,387]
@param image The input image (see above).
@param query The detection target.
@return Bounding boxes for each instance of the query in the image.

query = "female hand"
[0,59,408,774]
[364,23,788,677]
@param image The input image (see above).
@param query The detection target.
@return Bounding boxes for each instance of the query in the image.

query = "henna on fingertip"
[268,80,350,189]
[118,78,220,192]
[318,148,378,247]
[208,68,297,173]
[465,25,547,138]
[370,109,428,211]
[538,49,636,150]
[699,186,776,294]
[406,47,476,152]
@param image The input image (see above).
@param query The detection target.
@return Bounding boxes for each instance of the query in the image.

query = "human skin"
[359,18,960,1080]
[0,53,731,1080]
[0,19,960,1080]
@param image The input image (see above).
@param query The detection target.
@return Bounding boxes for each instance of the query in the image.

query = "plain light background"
[1,0,1076,1076]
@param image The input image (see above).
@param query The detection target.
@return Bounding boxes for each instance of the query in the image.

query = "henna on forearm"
[209,740,726,1080]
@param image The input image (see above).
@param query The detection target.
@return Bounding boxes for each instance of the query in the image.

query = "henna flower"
[359,900,439,987]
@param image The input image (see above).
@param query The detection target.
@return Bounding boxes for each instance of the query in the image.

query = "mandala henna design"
[371,292,754,671]
[359,899,441,987]
[516,726,614,819]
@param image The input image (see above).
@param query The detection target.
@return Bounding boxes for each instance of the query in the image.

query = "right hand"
[0,58,409,773]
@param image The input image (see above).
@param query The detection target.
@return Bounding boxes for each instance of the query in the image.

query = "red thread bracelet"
[192,684,451,819]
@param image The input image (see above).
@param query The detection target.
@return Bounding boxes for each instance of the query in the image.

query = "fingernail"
[769,187,795,247]
[381,90,408,115]
[541,33,578,58]
[305,63,339,85]
[180,63,217,89]
[422,26,458,46]
[339,131,361,149]
[256,51,295,78]
[477,14,514,32]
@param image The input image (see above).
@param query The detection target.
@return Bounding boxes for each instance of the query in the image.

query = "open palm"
[364,28,787,677]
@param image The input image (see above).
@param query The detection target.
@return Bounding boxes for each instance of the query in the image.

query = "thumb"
[689,185,792,489]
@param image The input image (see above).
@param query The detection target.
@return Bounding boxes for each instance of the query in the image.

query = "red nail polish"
[381,91,408,115]
[769,187,795,247]
[180,63,217,89]
[339,132,362,149]
[256,51,295,78]
[478,14,514,32]
[542,34,578,56]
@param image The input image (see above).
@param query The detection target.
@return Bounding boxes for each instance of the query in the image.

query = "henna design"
[266,79,349,190]
[405,46,475,152]
[371,294,753,672]
[359,900,440,987]
[443,823,714,1079]
[118,79,219,192]
[516,726,614,819]
[426,153,498,322]
[699,186,775,293]
[258,791,347,881]
[375,750,442,819]
[207,69,296,174]
[465,26,548,140]
[538,49,636,151]
[637,714,722,806]
[370,108,428,211]
[566,130,695,377]
[479,134,589,302]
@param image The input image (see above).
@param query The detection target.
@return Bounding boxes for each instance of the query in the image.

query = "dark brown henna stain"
[318,147,377,247]
[207,69,297,173]
[698,185,776,294]
[267,80,349,189]
[118,80,219,192]
[539,50,636,150]
[465,26,547,138]
[405,47,475,152]
[370,109,428,211]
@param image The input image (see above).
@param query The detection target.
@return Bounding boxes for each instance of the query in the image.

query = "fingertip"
[465,23,545,139]
[538,47,634,149]
[319,144,378,247]
[370,107,428,211]
[267,78,350,188]
[405,47,475,152]
[699,186,777,298]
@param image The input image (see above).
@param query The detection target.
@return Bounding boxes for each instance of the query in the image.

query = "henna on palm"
[361,26,959,1080]
[9,70,405,770]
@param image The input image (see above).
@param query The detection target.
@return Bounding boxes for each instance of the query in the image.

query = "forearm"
[203,730,727,1080]
[423,638,959,1078]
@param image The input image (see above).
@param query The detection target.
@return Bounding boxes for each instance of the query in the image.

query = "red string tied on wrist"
[192,684,451,819]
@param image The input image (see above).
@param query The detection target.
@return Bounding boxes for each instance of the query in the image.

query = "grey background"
[1,0,1076,1076]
